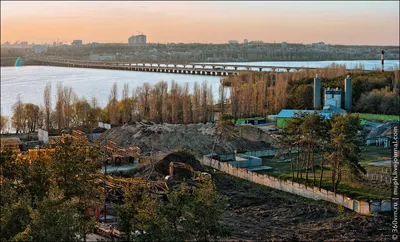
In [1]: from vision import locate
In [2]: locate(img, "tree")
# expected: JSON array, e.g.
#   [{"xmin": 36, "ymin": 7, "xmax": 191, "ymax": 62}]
[
  {"xmin": 11, "ymin": 94, "xmax": 25, "ymax": 133},
  {"xmin": 1, "ymin": 139, "xmax": 104, "ymax": 242},
  {"xmin": 108, "ymin": 83, "xmax": 119, "ymax": 125},
  {"xmin": 121, "ymin": 83, "xmax": 131, "ymax": 124},
  {"xmin": 24, "ymin": 103, "xmax": 41, "ymax": 132},
  {"xmin": 43, "ymin": 82, "xmax": 52, "ymax": 130},
  {"xmin": 184, "ymin": 180, "xmax": 229, "ymax": 241},
  {"xmin": 284, "ymin": 112, "xmax": 304, "ymax": 181},
  {"xmin": 116, "ymin": 180, "xmax": 229, "ymax": 242},
  {"xmin": 0, "ymin": 115, "xmax": 9, "ymax": 134},
  {"xmin": 55, "ymin": 83, "xmax": 65, "ymax": 129},
  {"xmin": 326, "ymin": 114, "xmax": 366, "ymax": 193}
]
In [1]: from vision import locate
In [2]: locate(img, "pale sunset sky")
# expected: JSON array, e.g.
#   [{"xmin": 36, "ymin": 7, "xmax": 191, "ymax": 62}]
[{"xmin": 1, "ymin": 1, "xmax": 399, "ymax": 45}]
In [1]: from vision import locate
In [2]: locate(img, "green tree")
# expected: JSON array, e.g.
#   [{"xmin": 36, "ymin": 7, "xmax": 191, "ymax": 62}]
[
  {"xmin": 184, "ymin": 180, "xmax": 229, "ymax": 242},
  {"xmin": 327, "ymin": 114, "xmax": 366, "ymax": 193},
  {"xmin": 0, "ymin": 139, "xmax": 103, "ymax": 242}
]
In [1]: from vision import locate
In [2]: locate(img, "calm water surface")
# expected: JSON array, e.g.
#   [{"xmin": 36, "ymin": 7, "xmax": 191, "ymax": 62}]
[
  {"xmin": 1, "ymin": 66, "xmax": 220, "ymax": 117},
  {"xmin": 1, "ymin": 60, "xmax": 399, "ymax": 117}
]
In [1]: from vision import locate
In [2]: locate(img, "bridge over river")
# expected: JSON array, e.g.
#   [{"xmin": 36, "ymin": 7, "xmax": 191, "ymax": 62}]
[{"xmin": 27, "ymin": 56, "xmax": 355, "ymax": 76}]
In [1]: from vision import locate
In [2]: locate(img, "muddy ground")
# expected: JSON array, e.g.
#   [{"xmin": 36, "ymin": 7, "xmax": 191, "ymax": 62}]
[{"xmin": 212, "ymin": 171, "xmax": 391, "ymax": 241}]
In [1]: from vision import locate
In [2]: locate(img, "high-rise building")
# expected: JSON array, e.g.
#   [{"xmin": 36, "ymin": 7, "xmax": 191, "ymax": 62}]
[
  {"xmin": 243, "ymin": 39, "xmax": 248, "ymax": 44},
  {"xmin": 71, "ymin": 40, "xmax": 83, "ymax": 47},
  {"xmin": 128, "ymin": 35, "xmax": 147, "ymax": 45}
]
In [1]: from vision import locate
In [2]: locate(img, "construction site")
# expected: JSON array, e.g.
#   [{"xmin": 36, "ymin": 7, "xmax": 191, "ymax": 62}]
[{"xmin": 0, "ymin": 118, "xmax": 393, "ymax": 241}]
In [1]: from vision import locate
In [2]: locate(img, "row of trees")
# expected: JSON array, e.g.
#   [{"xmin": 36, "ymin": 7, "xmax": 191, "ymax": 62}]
[
  {"xmin": 2, "ymin": 80, "xmax": 215, "ymax": 133},
  {"xmin": 224, "ymin": 64, "xmax": 350, "ymax": 118},
  {"xmin": 279, "ymin": 112, "xmax": 365, "ymax": 193},
  {"xmin": 106, "ymin": 80, "xmax": 214, "ymax": 125}
]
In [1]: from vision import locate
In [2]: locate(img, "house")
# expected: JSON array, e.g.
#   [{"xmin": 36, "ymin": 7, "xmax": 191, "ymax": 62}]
[{"xmin": 366, "ymin": 121, "xmax": 397, "ymax": 148}]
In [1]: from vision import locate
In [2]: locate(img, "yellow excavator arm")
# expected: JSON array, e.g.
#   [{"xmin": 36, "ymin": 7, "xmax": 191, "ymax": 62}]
[{"xmin": 168, "ymin": 162, "xmax": 211, "ymax": 181}]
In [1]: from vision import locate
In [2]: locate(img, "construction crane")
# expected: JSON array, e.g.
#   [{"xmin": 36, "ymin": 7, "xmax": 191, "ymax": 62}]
[
  {"xmin": 136, "ymin": 30, "xmax": 144, "ymax": 35},
  {"xmin": 168, "ymin": 162, "xmax": 211, "ymax": 182}
]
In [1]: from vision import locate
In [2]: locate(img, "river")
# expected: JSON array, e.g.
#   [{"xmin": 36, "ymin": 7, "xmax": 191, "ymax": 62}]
[{"xmin": 1, "ymin": 60, "xmax": 399, "ymax": 118}]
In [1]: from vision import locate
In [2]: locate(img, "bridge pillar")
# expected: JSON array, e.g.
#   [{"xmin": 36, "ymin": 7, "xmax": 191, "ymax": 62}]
[
  {"xmin": 234, "ymin": 67, "xmax": 237, "ymax": 70},
  {"xmin": 259, "ymin": 68, "xmax": 262, "ymax": 72},
  {"xmin": 286, "ymin": 68, "xmax": 291, "ymax": 72}
]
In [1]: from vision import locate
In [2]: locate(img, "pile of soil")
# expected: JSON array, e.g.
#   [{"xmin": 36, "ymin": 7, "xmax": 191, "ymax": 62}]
[
  {"xmin": 213, "ymin": 172, "xmax": 391, "ymax": 241},
  {"xmin": 98, "ymin": 122, "xmax": 273, "ymax": 158},
  {"xmin": 133, "ymin": 150, "xmax": 203, "ymax": 181}
]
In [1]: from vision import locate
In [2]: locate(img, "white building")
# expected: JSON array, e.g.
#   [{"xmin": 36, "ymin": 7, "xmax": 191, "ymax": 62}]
[
  {"xmin": 282, "ymin": 42, "xmax": 287, "ymax": 48},
  {"xmin": 243, "ymin": 39, "xmax": 248, "ymax": 44}
]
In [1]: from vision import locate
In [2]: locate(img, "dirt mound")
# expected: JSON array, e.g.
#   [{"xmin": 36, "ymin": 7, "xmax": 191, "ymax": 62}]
[
  {"xmin": 154, "ymin": 150, "xmax": 202, "ymax": 177},
  {"xmin": 133, "ymin": 150, "xmax": 203, "ymax": 181},
  {"xmin": 98, "ymin": 122, "xmax": 272, "ymax": 158}
]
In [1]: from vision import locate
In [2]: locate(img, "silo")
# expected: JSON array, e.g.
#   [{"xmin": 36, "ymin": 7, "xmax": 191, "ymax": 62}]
[
  {"xmin": 314, "ymin": 74, "xmax": 321, "ymax": 109},
  {"xmin": 344, "ymin": 75, "xmax": 352, "ymax": 111}
]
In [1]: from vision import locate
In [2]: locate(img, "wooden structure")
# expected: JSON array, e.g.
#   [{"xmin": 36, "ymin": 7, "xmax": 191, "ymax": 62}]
[
  {"xmin": 27, "ymin": 148, "xmax": 55, "ymax": 160},
  {"xmin": 62, "ymin": 130, "xmax": 88, "ymax": 144},
  {"xmin": 103, "ymin": 141, "xmax": 140, "ymax": 164},
  {"xmin": 0, "ymin": 138, "xmax": 21, "ymax": 152}
]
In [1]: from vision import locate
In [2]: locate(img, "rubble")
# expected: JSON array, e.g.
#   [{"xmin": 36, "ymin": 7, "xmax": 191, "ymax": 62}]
[{"xmin": 98, "ymin": 122, "xmax": 273, "ymax": 158}]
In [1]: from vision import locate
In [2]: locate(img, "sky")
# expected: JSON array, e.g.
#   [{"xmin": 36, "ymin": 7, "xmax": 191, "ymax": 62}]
[{"xmin": 1, "ymin": 1, "xmax": 399, "ymax": 46}]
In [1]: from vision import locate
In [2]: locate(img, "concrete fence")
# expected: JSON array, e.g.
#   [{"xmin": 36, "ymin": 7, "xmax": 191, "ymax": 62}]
[
  {"xmin": 201, "ymin": 157, "xmax": 391, "ymax": 215},
  {"xmin": 245, "ymin": 149, "xmax": 278, "ymax": 157}
]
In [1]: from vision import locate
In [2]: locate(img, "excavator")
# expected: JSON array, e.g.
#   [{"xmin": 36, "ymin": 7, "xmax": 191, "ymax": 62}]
[
  {"xmin": 168, "ymin": 162, "xmax": 212, "ymax": 182},
  {"xmin": 93, "ymin": 174, "xmax": 169, "ymax": 203}
]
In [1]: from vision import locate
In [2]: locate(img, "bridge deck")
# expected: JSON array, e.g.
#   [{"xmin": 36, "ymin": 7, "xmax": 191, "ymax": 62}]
[{"xmin": 27, "ymin": 56, "xmax": 365, "ymax": 76}]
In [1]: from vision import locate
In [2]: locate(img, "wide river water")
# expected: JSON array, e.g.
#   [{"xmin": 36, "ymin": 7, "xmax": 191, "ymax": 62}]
[{"xmin": 1, "ymin": 60, "xmax": 399, "ymax": 118}]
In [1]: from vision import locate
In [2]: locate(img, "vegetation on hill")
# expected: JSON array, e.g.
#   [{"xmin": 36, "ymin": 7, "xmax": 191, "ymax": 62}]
[{"xmin": 41, "ymin": 43, "xmax": 400, "ymax": 63}]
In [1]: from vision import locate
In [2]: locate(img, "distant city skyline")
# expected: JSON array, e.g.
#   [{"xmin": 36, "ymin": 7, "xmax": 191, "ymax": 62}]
[{"xmin": 1, "ymin": 1, "xmax": 399, "ymax": 46}]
